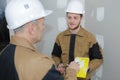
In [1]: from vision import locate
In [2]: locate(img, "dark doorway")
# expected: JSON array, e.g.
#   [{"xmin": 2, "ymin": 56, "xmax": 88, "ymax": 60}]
[
  {"xmin": 0, "ymin": 14, "xmax": 10, "ymax": 51},
  {"xmin": 0, "ymin": 0, "xmax": 9, "ymax": 52}
]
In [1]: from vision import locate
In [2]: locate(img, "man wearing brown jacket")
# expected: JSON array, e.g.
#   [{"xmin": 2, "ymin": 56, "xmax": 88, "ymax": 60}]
[
  {"xmin": 52, "ymin": 0, "xmax": 103, "ymax": 80},
  {"xmin": 0, "ymin": 0, "xmax": 79, "ymax": 80}
]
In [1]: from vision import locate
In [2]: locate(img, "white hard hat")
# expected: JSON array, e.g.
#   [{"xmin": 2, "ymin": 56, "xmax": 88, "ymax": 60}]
[
  {"xmin": 65, "ymin": 0, "xmax": 85, "ymax": 14},
  {"xmin": 5, "ymin": 0, "xmax": 53, "ymax": 29}
]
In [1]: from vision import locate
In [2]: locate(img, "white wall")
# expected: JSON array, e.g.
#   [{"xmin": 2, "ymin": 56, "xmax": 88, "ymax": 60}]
[{"xmin": 85, "ymin": 0, "xmax": 120, "ymax": 80}]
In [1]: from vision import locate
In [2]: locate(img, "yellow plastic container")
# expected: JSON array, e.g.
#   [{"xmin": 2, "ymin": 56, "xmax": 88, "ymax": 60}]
[{"xmin": 74, "ymin": 57, "xmax": 89, "ymax": 78}]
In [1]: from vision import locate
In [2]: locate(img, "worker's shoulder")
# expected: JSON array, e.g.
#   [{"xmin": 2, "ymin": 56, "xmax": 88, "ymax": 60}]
[
  {"xmin": 81, "ymin": 28, "xmax": 95, "ymax": 39},
  {"xmin": 57, "ymin": 29, "xmax": 69, "ymax": 37},
  {"xmin": 16, "ymin": 45, "xmax": 54, "ymax": 65}
]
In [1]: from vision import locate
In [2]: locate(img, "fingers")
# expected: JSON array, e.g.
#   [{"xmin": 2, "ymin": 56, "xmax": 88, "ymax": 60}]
[
  {"xmin": 57, "ymin": 63, "xmax": 65, "ymax": 74},
  {"xmin": 57, "ymin": 63, "xmax": 64, "ymax": 68},
  {"xmin": 68, "ymin": 61, "xmax": 80, "ymax": 72}
]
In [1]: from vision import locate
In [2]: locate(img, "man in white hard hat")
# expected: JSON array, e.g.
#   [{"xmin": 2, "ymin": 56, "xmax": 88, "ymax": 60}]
[
  {"xmin": 0, "ymin": 0, "xmax": 80, "ymax": 80},
  {"xmin": 52, "ymin": 0, "xmax": 103, "ymax": 80}
]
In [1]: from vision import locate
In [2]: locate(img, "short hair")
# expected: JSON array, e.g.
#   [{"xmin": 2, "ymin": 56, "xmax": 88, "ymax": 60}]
[
  {"xmin": 13, "ymin": 25, "xmax": 25, "ymax": 33},
  {"xmin": 66, "ymin": 12, "xmax": 83, "ymax": 17},
  {"xmin": 13, "ymin": 20, "xmax": 38, "ymax": 33}
]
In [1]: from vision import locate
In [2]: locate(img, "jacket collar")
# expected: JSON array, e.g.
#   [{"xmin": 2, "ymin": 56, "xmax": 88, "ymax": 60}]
[
  {"xmin": 10, "ymin": 36, "xmax": 36, "ymax": 51},
  {"xmin": 64, "ymin": 26, "xmax": 86, "ymax": 37}
]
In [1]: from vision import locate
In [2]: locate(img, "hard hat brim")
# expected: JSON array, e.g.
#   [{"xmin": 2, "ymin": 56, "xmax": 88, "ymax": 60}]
[
  {"xmin": 7, "ymin": 10, "xmax": 53, "ymax": 29},
  {"xmin": 44, "ymin": 10, "xmax": 53, "ymax": 17}
]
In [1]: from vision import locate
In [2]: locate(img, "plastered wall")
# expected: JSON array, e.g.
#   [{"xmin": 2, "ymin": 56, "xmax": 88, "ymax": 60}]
[{"xmin": 85, "ymin": 0, "xmax": 120, "ymax": 80}]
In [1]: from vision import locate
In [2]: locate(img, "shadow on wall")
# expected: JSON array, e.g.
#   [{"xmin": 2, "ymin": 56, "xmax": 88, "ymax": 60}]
[
  {"xmin": 0, "ymin": 0, "xmax": 10, "ymax": 52},
  {"xmin": 0, "ymin": 16, "xmax": 10, "ymax": 52}
]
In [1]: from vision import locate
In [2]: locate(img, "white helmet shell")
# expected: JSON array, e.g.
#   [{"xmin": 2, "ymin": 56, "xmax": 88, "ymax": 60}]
[
  {"xmin": 65, "ymin": 0, "xmax": 85, "ymax": 14},
  {"xmin": 5, "ymin": 0, "xmax": 52, "ymax": 29}
]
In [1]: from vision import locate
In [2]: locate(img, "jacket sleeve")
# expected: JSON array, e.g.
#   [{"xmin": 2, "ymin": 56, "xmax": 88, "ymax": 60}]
[
  {"xmin": 87, "ymin": 34, "xmax": 104, "ymax": 79},
  {"xmin": 65, "ymin": 68, "xmax": 77, "ymax": 80},
  {"xmin": 89, "ymin": 42, "xmax": 103, "ymax": 71},
  {"xmin": 43, "ymin": 63, "xmax": 77, "ymax": 80},
  {"xmin": 42, "ymin": 65, "xmax": 64, "ymax": 80},
  {"xmin": 52, "ymin": 36, "xmax": 62, "ymax": 66}
]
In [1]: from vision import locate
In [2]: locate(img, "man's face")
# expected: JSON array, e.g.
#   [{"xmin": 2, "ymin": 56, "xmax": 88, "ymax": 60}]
[{"xmin": 67, "ymin": 13, "xmax": 82, "ymax": 30}]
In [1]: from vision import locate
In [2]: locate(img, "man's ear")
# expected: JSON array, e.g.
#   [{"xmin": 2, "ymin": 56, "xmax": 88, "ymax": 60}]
[{"xmin": 27, "ymin": 22, "xmax": 35, "ymax": 35}]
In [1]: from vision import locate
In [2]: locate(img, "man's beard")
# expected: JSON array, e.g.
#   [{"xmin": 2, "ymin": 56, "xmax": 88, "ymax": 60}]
[{"xmin": 68, "ymin": 24, "xmax": 80, "ymax": 30}]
